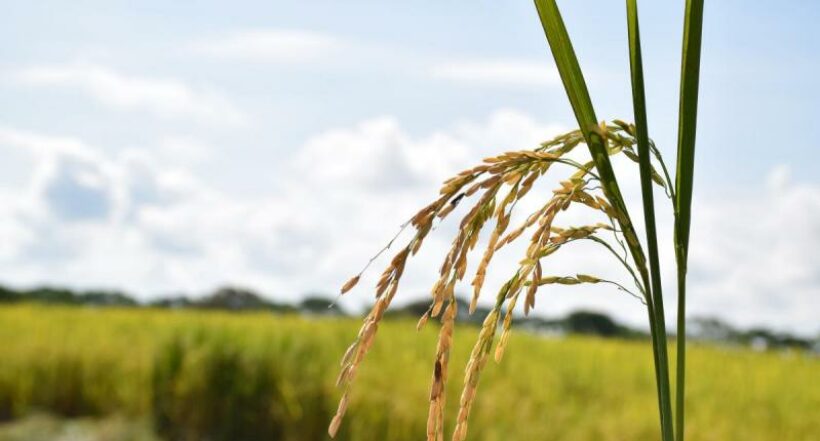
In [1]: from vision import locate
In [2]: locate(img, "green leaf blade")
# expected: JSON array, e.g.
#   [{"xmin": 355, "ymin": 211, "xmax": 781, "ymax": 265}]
[
  {"xmin": 674, "ymin": 1, "xmax": 705, "ymax": 440},
  {"xmin": 675, "ymin": 0, "xmax": 705, "ymax": 257},
  {"xmin": 533, "ymin": 0, "xmax": 597, "ymax": 131},
  {"xmin": 626, "ymin": 2, "xmax": 675, "ymax": 440},
  {"xmin": 532, "ymin": 0, "xmax": 646, "ymax": 275}
]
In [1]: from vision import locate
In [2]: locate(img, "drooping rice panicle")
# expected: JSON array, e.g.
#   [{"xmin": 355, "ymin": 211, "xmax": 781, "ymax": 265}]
[
  {"xmin": 427, "ymin": 299, "xmax": 456, "ymax": 441},
  {"xmin": 451, "ymin": 275, "xmax": 513, "ymax": 441},
  {"xmin": 330, "ymin": 122, "xmax": 669, "ymax": 439}
]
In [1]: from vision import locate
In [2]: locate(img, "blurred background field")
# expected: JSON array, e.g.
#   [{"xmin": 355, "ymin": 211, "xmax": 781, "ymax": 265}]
[{"xmin": 0, "ymin": 304, "xmax": 816, "ymax": 441}]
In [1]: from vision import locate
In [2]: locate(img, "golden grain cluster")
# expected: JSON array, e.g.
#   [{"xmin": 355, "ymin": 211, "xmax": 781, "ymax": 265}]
[{"xmin": 330, "ymin": 122, "xmax": 674, "ymax": 440}]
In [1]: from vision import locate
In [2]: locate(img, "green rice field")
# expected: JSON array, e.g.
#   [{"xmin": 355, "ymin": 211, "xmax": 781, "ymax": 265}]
[{"xmin": 0, "ymin": 305, "xmax": 816, "ymax": 440}]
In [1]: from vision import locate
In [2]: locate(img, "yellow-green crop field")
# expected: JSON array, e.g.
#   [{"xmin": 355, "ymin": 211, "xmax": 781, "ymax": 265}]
[{"xmin": 0, "ymin": 304, "xmax": 817, "ymax": 441}]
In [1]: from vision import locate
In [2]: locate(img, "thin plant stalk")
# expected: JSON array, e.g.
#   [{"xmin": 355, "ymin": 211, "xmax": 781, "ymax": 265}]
[
  {"xmin": 674, "ymin": 0, "xmax": 705, "ymax": 440},
  {"xmin": 625, "ymin": 1, "xmax": 675, "ymax": 440}
]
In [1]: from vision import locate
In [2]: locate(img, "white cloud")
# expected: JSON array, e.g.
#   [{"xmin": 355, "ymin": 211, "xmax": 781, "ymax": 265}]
[
  {"xmin": 0, "ymin": 111, "xmax": 564, "ymax": 301},
  {"xmin": 190, "ymin": 29, "xmax": 345, "ymax": 64},
  {"xmin": 15, "ymin": 64, "xmax": 247, "ymax": 125},
  {"xmin": 295, "ymin": 109, "xmax": 564, "ymax": 189},
  {"xmin": 686, "ymin": 166, "xmax": 820, "ymax": 334},
  {"xmin": 0, "ymin": 127, "xmax": 229, "ymax": 291},
  {"xmin": 154, "ymin": 136, "xmax": 213, "ymax": 165},
  {"xmin": 0, "ymin": 126, "xmax": 120, "ymax": 220},
  {"xmin": 430, "ymin": 59, "xmax": 560, "ymax": 87},
  {"xmin": 0, "ymin": 112, "xmax": 818, "ymax": 335}
]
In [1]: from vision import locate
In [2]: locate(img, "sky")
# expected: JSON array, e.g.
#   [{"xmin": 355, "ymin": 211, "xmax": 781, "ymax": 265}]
[{"xmin": 1, "ymin": 1, "xmax": 818, "ymax": 335}]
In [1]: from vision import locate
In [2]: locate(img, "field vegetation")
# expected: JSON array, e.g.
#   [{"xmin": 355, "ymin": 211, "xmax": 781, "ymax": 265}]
[{"xmin": 0, "ymin": 305, "xmax": 816, "ymax": 441}]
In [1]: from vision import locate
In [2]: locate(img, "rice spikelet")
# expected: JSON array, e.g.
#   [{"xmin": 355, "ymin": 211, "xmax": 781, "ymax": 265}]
[{"xmin": 329, "ymin": 123, "xmax": 659, "ymax": 439}]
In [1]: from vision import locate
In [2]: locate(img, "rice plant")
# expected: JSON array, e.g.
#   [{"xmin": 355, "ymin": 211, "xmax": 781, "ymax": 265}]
[
  {"xmin": 3, "ymin": 305, "xmax": 817, "ymax": 441},
  {"xmin": 330, "ymin": 1, "xmax": 704, "ymax": 440}
]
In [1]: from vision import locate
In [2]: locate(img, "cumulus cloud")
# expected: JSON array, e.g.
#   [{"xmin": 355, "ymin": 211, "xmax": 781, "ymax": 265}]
[
  {"xmin": 40, "ymin": 156, "xmax": 114, "ymax": 221},
  {"xmin": 289, "ymin": 109, "xmax": 565, "ymax": 272},
  {"xmin": 430, "ymin": 59, "xmax": 560, "ymax": 87},
  {"xmin": 686, "ymin": 166, "xmax": 820, "ymax": 333},
  {"xmin": 0, "ymin": 111, "xmax": 817, "ymax": 335},
  {"xmin": 190, "ymin": 29, "xmax": 345, "ymax": 64},
  {"xmin": 0, "ymin": 127, "xmax": 120, "ymax": 220},
  {"xmin": 0, "ymin": 126, "xmax": 231, "ymax": 292},
  {"xmin": 14, "ymin": 64, "xmax": 247, "ymax": 125}
]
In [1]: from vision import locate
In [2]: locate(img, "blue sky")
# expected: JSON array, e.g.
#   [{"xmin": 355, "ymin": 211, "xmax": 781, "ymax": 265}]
[{"xmin": 1, "ymin": 1, "xmax": 818, "ymax": 334}]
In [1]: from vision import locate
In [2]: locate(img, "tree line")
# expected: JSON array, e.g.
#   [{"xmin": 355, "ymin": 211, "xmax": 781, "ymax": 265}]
[{"xmin": 0, "ymin": 284, "xmax": 816, "ymax": 352}]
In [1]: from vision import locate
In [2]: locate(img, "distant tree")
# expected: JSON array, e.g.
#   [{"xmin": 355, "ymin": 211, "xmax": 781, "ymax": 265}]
[
  {"xmin": 386, "ymin": 297, "xmax": 491, "ymax": 325},
  {"xmin": 0, "ymin": 286, "xmax": 19, "ymax": 302},
  {"xmin": 197, "ymin": 286, "xmax": 269, "ymax": 310},
  {"xmin": 300, "ymin": 296, "xmax": 345, "ymax": 316},
  {"xmin": 517, "ymin": 316, "xmax": 566, "ymax": 336},
  {"xmin": 80, "ymin": 290, "xmax": 138, "ymax": 306},
  {"xmin": 24, "ymin": 287, "xmax": 78, "ymax": 304},
  {"xmin": 388, "ymin": 299, "xmax": 432, "ymax": 318},
  {"xmin": 564, "ymin": 311, "xmax": 621, "ymax": 337},
  {"xmin": 149, "ymin": 295, "xmax": 194, "ymax": 309},
  {"xmin": 739, "ymin": 328, "xmax": 811, "ymax": 351},
  {"xmin": 687, "ymin": 316, "xmax": 738, "ymax": 342},
  {"xmin": 778, "ymin": 335, "xmax": 811, "ymax": 351},
  {"xmin": 195, "ymin": 286, "xmax": 294, "ymax": 312}
]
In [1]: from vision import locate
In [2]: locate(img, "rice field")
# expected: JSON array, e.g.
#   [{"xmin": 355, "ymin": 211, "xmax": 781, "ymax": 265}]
[{"xmin": 0, "ymin": 304, "xmax": 817, "ymax": 440}]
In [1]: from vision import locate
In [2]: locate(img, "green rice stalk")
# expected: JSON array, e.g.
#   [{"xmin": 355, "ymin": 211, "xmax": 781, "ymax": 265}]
[
  {"xmin": 626, "ymin": 2, "xmax": 675, "ymax": 440},
  {"xmin": 674, "ymin": 1, "xmax": 705, "ymax": 440}
]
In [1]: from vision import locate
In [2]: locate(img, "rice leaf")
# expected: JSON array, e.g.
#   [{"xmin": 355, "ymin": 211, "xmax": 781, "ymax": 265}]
[
  {"xmin": 532, "ymin": 0, "xmax": 649, "ymax": 280},
  {"xmin": 626, "ymin": 2, "xmax": 674, "ymax": 440},
  {"xmin": 674, "ymin": 0, "xmax": 705, "ymax": 439}
]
